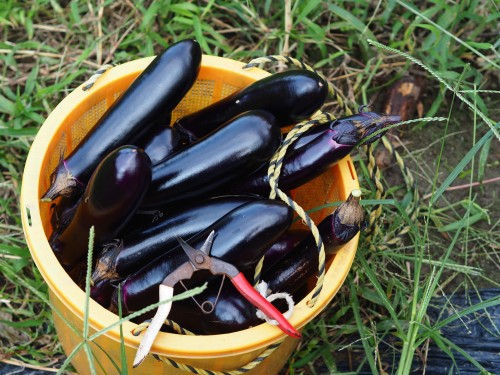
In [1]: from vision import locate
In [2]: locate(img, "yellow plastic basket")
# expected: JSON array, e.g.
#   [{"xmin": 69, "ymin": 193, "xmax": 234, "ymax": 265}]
[{"xmin": 20, "ymin": 55, "xmax": 360, "ymax": 374}]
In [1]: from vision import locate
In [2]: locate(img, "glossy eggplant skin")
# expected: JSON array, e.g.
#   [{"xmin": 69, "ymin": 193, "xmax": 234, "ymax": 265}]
[
  {"xmin": 235, "ymin": 121, "xmax": 359, "ymax": 195},
  {"xmin": 174, "ymin": 70, "xmax": 328, "ymax": 142},
  {"xmin": 42, "ymin": 39, "xmax": 202, "ymax": 201},
  {"xmin": 48, "ymin": 195, "xmax": 81, "ymax": 244},
  {"xmin": 261, "ymin": 229, "xmax": 309, "ymax": 273},
  {"xmin": 113, "ymin": 200, "xmax": 293, "ymax": 315},
  {"xmin": 287, "ymin": 110, "xmax": 400, "ymax": 151},
  {"xmin": 134, "ymin": 114, "xmax": 181, "ymax": 165},
  {"xmin": 264, "ymin": 210, "xmax": 359, "ymax": 295},
  {"xmin": 141, "ymin": 110, "xmax": 281, "ymax": 208},
  {"xmin": 167, "ymin": 276, "xmax": 260, "ymax": 334},
  {"xmin": 50, "ymin": 146, "xmax": 152, "ymax": 268},
  {"xmin": 165, "ymin": 209, "xmax": 362, "ymax": 335},
  {"xmin": 92, "ymin": 195, "xmax": 261, "ymax": 283}
]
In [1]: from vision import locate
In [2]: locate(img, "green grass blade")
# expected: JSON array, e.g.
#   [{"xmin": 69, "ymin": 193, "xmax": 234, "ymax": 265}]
[
  {"xmin": 83, "ymin": 226, "xmax": 96, "ymax": 374},
  {"xmin": 358, "ymin": 257, "xmax": 403, "ymax": 334},
  {"xmin": 395, "ymin": 0, "xmax": 500, "ymax": 70},
  {"xmin": 348, "ymin": 275, "xmax": 379, "ymax": 374},
  {"xmin": 117, "ymin": 285, "xmax": 128, "ymax": 375},
  {"xmin": 430, "ymin": 122, "xmax": 500, "ymax": 205},
  {"xmin": 327, "ymin": 4, "xmax": 376, "ymax": 41},
  {"xmin": 425, "ymin": 295, "xmax": 500, "ymax": 336}
]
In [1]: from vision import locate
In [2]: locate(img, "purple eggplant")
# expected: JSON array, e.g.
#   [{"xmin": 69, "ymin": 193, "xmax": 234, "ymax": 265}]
[
  {"xmin": 174, "ymin": 70, "xmax": 329, "ymax": 142},
  {"xmin": 134, "ymin": 114, "xmax": 185, "ymax": 165},
  {"xmin": 261, "ymin": 229, "xmax": 309, "ymax": 273},
  {"xmin": 110, "ymin": 199, "xmax": 293, "ymax": 315},
  {"xmin": 166, "ymin": 276, "xmax": 260, "ymax": 334},
  {"xmin": 42, "ymin": 39, "xmax": 202, "ymax": 202},
  {"xmin": 50, "ymin": 146, "xmax": 152, "ymax": 268},
  {"xmin": 285, "ymin": 107, "xmax": 391, "ymax": 151},
  {"xmin": 161, "ymin": 190, "xmax": 366, "ymax": 334},
  {"xmin": 141, "ymin": 110, "xmax": 281, "ymax": 208},
  {"xmin": 265, "ymin": 190, "xmax": 366, "ymax": 295},
  {"xmin": 48, "ymin": 195, "xmax": 81, "ymax": 244},
  {"xmin": 234, "ymin": 111, "xmax": 401, "ymax": 195},
  {"xmin": 91, "ymin": 195, "xmax": 262, "ymax": 285}
]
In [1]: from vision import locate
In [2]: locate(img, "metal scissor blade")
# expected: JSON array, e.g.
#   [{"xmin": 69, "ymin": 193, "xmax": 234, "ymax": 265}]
[
  {"xmin": 199, "ymin": 230, "xmax": 215, "ymax": 254},
  {"xmin": 176, "ymin": 230, "xmax": 215, "ymax": 264}
]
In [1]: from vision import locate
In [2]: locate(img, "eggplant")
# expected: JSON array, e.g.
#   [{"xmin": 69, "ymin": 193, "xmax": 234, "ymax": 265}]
[
  {"xmin": 111, "ymin": 199, "xmax": 293, "ymax": 315},
  {"xmin": 141, "ymin": 110, "xmax": 281, "ymax": 208},
  {"xmin": 166, "ymin": 275, "xmax": 311, "ymax": 335},
  {"xmin": 157, "ymin": 191, "xmax": 365, "ymax": 334},
  {"xmin": 265, "ymin": 190, "xmax": 366, "ymax": 295},
  {"xmin": 174, "ymin": 70, "xmax": 329, "ymax": 142},
  {"xmin": 48, "ymin": 195, "xmax": 81, "ymax": 244},
  {"xmin": 134, "ymin": 114, "xmax": 184, "ymax": 165},
  {"xmin": 42, "ymin": 39, "xmax": 202, "ymax": 202},
  {"xmin": 234, "ymin": 111, "xmax": 401, "ymax": 195},
  {"xmin": 289, "ymin": 108, "xmax": 401, "ymax": 151},
  {"xmin": 261, "ymin": 229, "xmax": 309, "ymax": 273},
  {"xmin": 90, "ymin": 278, "xmax": 116, "ymax": 309},
  {"xmin": 91, "ymin": 195, "xmax": 261, "ymax": 285},
  {"xmin": 167, "ymin": 276, "xmax": 260, "ymax": 334},
  {"xmin": 50, "ymin": 146, "xmax": 152, "ymax": 268}
]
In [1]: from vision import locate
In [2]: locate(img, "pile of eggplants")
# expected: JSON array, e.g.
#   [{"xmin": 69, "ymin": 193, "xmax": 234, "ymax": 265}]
[{"xmin": 43, "ymin": 38, "xmax": 398, "ymax": 335}]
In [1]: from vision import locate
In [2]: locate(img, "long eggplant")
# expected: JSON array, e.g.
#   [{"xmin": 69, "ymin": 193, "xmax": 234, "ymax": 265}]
[
  {"xmin": 285, "ymin": 107, "xmax": 394, "ymax": 151},
  {"xmin": 91, "ymin": 195, "xmax": 261, "ymax": 285},
  {"xmin": 234, "ymin": 111, "xmax": 401, "ymax": 194},
  {"xmin": 141, "ymin": 110, "xmax": 281, "ymax": 208},
  {"xmin": 111, "ymin": 199, "xmax": 293, "ymax": 315},
  {"xmin": 173, "ymin": 70, "xmax": 329, "ymax": 142},
  {"xmin": 265, "ymin": 190, "xmax": 366, "ymax": 295},
  {"xmin": 50, "ymin": 146, "xmax": 152, "ymax": 268},
  {"xmin": 42, "ymin": 39, "xmax": 202, "ymax": 202},
  {"xmin": 153, "ymin": 190, "xmax": 365, "ymax": 334}
]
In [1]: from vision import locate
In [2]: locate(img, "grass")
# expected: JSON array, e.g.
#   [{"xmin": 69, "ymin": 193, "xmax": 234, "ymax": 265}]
[{"xmin": 1, "ymin": 0, "xmax": 499, "ymax": 374}]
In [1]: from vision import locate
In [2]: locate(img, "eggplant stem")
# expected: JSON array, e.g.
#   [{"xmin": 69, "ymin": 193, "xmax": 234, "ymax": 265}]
[
  {"xmin": 337, "ymin": 189, "xmax": 364, "ymax": 227},
  {"xmin": 41, "ymin": 158, "xmax": 85, "ymax": 202},
  {"xmin": 91, "ymin": 240, "xmax": 121, "ymax": 284}
]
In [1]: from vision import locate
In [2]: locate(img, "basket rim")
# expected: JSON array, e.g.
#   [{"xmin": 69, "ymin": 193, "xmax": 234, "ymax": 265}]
[{"xmin": 20, "ymin": 54, "xmax": 360, "ymax": 359}]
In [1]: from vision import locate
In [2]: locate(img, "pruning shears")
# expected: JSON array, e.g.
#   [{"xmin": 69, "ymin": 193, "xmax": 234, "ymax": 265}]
[{"xmin": 133, "ymin": 231, "xmax": 301, "ymax": 367}]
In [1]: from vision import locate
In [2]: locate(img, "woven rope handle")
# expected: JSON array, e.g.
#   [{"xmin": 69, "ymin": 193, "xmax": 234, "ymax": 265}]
[
  {"xmin": 132, "ymin": 319, "xmax": 282, "ymax": 374},
  {"xmin": 82, "ymin": 64, "xmax": 115, "ymax": 91},
  {"xmin": 243, "ymin": 55, "xmax": 344, "ymax": 308}
]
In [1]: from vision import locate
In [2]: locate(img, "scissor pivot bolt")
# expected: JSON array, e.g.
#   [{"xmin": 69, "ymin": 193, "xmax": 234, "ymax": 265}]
[{"xmin": 195, "ymin": 255, "xmax": 204, "ymax": 264}]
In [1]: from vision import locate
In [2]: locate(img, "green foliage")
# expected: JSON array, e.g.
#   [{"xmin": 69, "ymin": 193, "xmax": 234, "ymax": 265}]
[{"xmin": 0, "ymin": 0, "xmax": 498, "ymax": 373}]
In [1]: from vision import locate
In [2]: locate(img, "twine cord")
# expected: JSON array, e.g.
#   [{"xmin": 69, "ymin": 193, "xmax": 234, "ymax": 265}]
[
  {"xmin": 82, "ymin": 64, "xmax": 115, "ymax": 91},
  {"xmin": 251, "ymin": 110, "xmax": 335, "ymax": 308},
  {"xmin": 131, "ymin": 317, "xmax": 282, "ymax": 374},
  {"xmin": 255, "ymin": 281, "xmax": 295, "ymax": 325}
]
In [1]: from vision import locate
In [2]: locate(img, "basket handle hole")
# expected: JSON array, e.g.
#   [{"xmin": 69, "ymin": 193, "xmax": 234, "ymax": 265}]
[
  {"xmin": 347, "ymin": 160, "xmax": 356, "ymax": 181},
  {"xmin": 25, "ymin": 206, "xmax": 33, "ymax": 227}
]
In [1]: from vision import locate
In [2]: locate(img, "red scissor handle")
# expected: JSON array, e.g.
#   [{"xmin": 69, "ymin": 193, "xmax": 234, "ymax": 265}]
[{"xmin": 230, "ymin": 273, "xmax": 301, "ymax": 338}]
